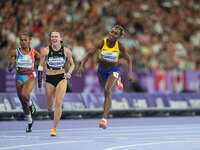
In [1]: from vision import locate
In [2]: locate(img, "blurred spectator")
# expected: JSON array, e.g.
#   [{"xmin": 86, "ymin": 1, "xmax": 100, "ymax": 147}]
[{"xmin": 0, "ymin": 0, "xmax": 200, "ymax": 73}]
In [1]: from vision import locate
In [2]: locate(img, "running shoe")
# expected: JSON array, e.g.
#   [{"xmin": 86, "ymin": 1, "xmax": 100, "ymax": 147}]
[
  {"xmin": 99, "ymin": 119, "xmax": 108, "ymax": 129},
  {"xmin": 50, "ymin": 129, "xmax": 56, "ymax": 136},
  {"xmin": 26, "ymin": 120, "xmax": 34, "ymax": 132},
  {"xmin": 116, "ymin": 76, "xmax": 123, "ymax": 90}
]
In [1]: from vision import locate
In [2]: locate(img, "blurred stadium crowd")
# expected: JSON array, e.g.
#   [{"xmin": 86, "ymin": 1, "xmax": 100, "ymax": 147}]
[{"xmin": 0, "ymin": 0, "xmax": 200, "ymax": 71}]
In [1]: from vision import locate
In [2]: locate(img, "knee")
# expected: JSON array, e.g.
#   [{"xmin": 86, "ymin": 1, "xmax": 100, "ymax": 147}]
[
  {"xmin": 55, "ymin": 100, "xmax": 63, "ymax": 109},
  {"xmin": 104, "ymin": 87, "xmax": 111, "ymax": 96},
  {"xmin": 46, "ymin": 103, "xmax": 54, "ymax": 111}
]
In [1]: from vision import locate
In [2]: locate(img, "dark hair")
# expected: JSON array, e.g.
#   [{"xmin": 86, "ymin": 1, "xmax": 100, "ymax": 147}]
[
  {"xmin": 112, "ymin": 25, "xmax": 124, "ymax": 36},
  {"xmin": 20, "ymin": 32, "xmax": 31, "ymax": 40}
]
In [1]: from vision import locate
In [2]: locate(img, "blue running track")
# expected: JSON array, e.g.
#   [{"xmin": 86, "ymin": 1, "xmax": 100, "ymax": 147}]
[{"xmin": 0, "ymin": 117, "xmax": 200, "ymax": 150}]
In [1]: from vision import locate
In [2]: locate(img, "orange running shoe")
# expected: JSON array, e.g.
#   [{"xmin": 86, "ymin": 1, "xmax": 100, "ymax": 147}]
[
  {"xmin": 116, "ymin": 76, "xmax": 123, "ymax": 90},
  {"xmin": 99, "ymin": 119, "xmax": 108, "ymax": 129},
  {"xmin": 50, "ymin": 129, "xmax": 56, "ymax": 136}
]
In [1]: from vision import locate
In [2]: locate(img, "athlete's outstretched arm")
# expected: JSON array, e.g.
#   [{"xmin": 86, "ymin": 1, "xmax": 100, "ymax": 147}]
[
  {"xmin": 64, "ymin": 47, "xmax": 75, "ymax": 79},
  {"xmin": 76, "ymin": 40, "xmax": 104, "ymax": 77},
  {"xmin": 8, "ymin": 49, "xmax": 16, "ymax": 72},
  {"xmin": 119, "ymin": 42, "xmax": 134, "ymax": 82}
]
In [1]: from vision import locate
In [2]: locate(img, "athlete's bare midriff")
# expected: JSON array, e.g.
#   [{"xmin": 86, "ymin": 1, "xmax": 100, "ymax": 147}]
[
  {"xmin": 16, "ymin": 70, "xmax": 33, "ymax": 75},
  {"xmin": 98, "ymin": 60, "xmax": 117, "ymax": 71},
  {"xmin": 46, "ymin": 68, "xmax": 65, "ymax": 75}
]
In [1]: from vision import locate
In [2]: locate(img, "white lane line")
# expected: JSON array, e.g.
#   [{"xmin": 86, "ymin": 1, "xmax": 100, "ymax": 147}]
[
  {"xmin": 104, "ymin": 140, "xmax": 200, "ymax": 150},
  {"xmin": 0, "ymin": 140, "xmax": 92, "ymax": 150}
]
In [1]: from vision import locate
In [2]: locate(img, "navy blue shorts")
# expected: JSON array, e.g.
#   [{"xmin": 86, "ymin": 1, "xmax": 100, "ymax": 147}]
[{"xmin": 97, "ymin": 66, "xmax": 120, "ymax": 79}]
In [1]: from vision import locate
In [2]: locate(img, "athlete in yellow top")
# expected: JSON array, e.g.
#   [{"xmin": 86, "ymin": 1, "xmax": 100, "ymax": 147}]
[{"xmin": 76, "ymin": 25, "xmax": 134, "ymax": 129}]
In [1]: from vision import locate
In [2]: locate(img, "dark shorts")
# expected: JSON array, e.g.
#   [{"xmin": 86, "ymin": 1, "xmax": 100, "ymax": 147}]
[
  {"xmin": 46, "ymin": 73, "xmax": 66, "ymax": 87},
  {"xmin": 97, "ymin": 66, "xmax": 120, "ymax": 79}
]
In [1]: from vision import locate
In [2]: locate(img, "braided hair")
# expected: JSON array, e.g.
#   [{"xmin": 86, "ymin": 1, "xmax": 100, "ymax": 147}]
[{"xmin": 112, "ymin": 25, "xmax": 124, "ymax": 36}]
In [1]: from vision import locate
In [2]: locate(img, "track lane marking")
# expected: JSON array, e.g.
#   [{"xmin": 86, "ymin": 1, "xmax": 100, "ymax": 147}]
[
  {"xmin": 104, "ymin": 140, "xmax": 200, "ymax": 150},
  {"xmin": 0, "ymin": 140, "xmax": 92, "ymax": 150}
]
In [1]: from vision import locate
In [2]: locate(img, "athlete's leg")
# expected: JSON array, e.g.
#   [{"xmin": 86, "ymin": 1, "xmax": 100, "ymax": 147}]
[
  {"xmin": 16, "ymin": 81, "xmax": 29, "ymax": 115},
  {"xmin": 21, "ymin": 77, "xmax": 36, "ymax": 114},
  {"xmin": 21, "ymin": 77, "xmax": 35, "ymax": 102},
  {"xmin": 45, "ymin": 82, "xmax": 56, "ymax": 111},
  {"xmin": 97, "ymin": 72, "xmax": 106, "ymax": 87},
  {"xmin": 16, "ymin": 78, "xmax": 35, "ymax": 132},
  {"xmin": 103, "ymin": 71, "xmax": 119, "ymax": 119},
  {"xmin": 53, "ymin": 79, "xmax": 67, "ymax": 129},
  {"xmin": 46, "ymin": 82, "xmax": 57, "ymax": 136},
  {"xmin": 98, "ymin": 71, "xmax": 120, "ymax": 129}
]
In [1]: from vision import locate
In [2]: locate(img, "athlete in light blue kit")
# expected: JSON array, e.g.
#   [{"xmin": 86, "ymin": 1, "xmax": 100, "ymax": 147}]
[{"xmin": 8, "ymin": 32, "xmax": 40, "ymax": 132}]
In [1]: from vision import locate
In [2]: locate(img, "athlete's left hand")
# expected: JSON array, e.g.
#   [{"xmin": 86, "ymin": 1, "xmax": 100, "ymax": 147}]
[
  {"xmin": 65, "ymin": 72, "xmax": 71, "ymax": 79},
  {"xmin": 128, "ymin": 73, "xmax": 134, "ymax": 82}
]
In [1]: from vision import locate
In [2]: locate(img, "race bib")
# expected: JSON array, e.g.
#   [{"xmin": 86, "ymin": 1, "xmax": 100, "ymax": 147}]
[{"xmin": 113, "ymin": 72, "xmax": 119, "ymax": 79}]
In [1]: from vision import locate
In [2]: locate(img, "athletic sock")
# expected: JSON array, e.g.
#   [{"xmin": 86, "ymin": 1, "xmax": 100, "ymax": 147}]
[{"xmin": 102, "ymin": 118, "xmax": 107, "ymax": 122}]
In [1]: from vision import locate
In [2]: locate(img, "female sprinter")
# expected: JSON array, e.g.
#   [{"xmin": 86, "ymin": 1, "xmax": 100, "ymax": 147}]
[
  {"xmin": 76, "ymin": 25, "xmax": 134, "ymax": 129},
  {"xmin": 8, "ymin": 32, "xmax": 40, "ymax": 132},
  {"xmin": 38, "ymin": 31, "xmax": 75, "ymax": 136}
]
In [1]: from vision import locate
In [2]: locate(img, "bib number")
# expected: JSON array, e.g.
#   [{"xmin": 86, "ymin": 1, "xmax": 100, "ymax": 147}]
[{"xmin": 113, "ymin": 72, "xmax": 119, "ymax": 79}]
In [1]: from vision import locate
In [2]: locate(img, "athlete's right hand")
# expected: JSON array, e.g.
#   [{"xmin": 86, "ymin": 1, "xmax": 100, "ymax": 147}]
[{"xmin": 76, "ymin": 66, "xmax": 84, "ymax": 77}]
